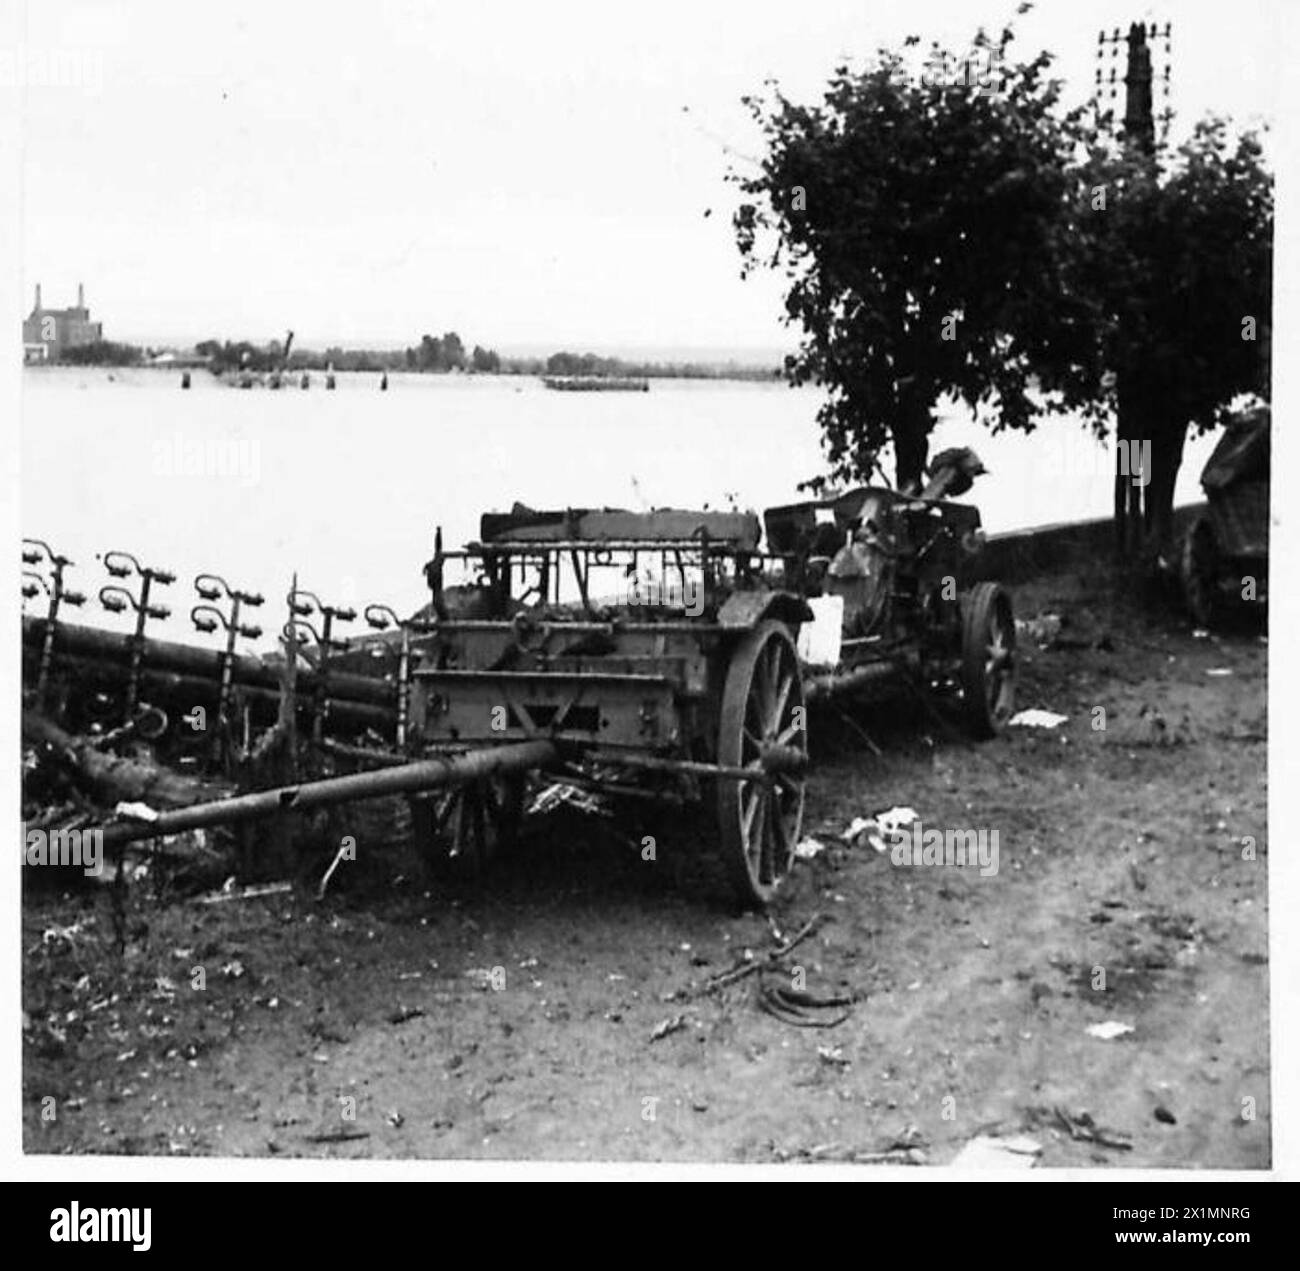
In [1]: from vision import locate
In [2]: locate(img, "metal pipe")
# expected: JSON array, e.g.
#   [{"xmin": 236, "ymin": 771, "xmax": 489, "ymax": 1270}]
[
  {"xmin": 581, "ymin": 747, "xmax": 806, "ymax": 783},
  {"xmin": 30, "ymin": 654, "xmax": 396, "ymax": 733},
  {"xmin": 100, "ymin": 739, "xmax": 558, "ymax": 847},
  {"xmin": 803, "ymin": 660, "xmax": 900, "ymax": 704},
  {"xmin": 466, "ymin": 539, "xmax": 743, "ymax": 552},
  {"xmin": 22, "ymin": 616, "xmax": 393, "ymax": 707}
]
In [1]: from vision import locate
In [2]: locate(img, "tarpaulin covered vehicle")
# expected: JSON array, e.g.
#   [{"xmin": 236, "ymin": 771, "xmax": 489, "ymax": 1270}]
[{"xmin": 1182, "ymin": 406, "xmax": 1270, "ymax": 626}]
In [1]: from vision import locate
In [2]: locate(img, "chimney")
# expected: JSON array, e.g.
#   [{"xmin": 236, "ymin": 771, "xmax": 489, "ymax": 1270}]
[
  {"xmin": 34, "ymin": 283, "xmax": 41, "ymax": 311},
  {"xmin": 77, "ymin": 282, "xmax": 85, "ymax": 310}
]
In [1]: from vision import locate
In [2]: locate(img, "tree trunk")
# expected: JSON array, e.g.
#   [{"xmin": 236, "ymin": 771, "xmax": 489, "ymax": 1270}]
[
  {"xmin": 1114, "ymin": 375, "xmax": 1146, "ymax": 560},
  {"xmin": 1143, "ymin": 412, "xmax": 1187, "ymax": 565},
  {"xmin": 892, "ymin": 394, "xmax": 931, "ymax": 492}
]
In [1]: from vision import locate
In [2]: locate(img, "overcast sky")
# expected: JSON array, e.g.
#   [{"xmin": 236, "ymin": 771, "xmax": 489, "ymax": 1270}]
[{"xmin": 15, "ymin": 0, "xmax": 1281, "ymax": 354}]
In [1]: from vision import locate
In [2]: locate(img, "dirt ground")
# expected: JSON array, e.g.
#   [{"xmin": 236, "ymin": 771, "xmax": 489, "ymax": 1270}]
[{"xmin": 22, "ymin": 566, "xmax": 1270, "ymax": 1167}]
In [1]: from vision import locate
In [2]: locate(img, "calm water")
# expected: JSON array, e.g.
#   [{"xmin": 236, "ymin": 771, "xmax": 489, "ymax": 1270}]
[{"xmin": 22, "ymin": 366, "xmax": 1216, "ymax": 649}]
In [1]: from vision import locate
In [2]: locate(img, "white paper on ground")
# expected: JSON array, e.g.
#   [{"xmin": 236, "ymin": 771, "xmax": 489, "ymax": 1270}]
[
  {"xmin": 950, "ymin": 1134, "xmax": 1042, "ymax": 1169},
  {"xmin": 1009, "ymin": 709, "xmax": 1069, "ymax": 728},
  {"xmin": 1086, "ymin": 1020, "xmax": 1135, "ymax": 1040}
]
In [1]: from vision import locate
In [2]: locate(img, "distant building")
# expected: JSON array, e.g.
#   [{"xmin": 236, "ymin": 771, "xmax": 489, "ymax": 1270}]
[{"xmin": 22, "ymin": 283, "xmax": 103, "ymax": 362}]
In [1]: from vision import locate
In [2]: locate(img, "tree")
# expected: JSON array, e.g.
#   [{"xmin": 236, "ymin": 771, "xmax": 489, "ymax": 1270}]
[
  {"xmin": 60, "ymin": 340, "xmax": 143, "ymax": 366},
  {"xmin": 1050, "ymin": 122, "xmax": 1272, "ymax": 558},
  {"xmin": 439, "ymin": 331, "xmax": 466, "ymax": 370},
  {"xmin": 416, "ymin": 334, "xmax": 442, "ymax": 371},
  {"xmin": 471, "ymin": 344, "xmax": 501, "ymax": 373},
  {"xmin": 732, "ymin": 19, "xmax": 1091, "ymax": 490}
]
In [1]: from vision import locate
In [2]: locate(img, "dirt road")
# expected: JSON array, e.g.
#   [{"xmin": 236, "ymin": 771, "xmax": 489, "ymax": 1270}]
[{"xmin": 23, "ymin": 570, "xmax": 1269, "ymax": 1166}]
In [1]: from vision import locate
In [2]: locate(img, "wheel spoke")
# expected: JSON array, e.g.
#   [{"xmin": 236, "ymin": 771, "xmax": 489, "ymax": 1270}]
[
  {"xmin": 769, "ymin": 790, "xmax": 791, "ymax": 872},
  {"xmin": 741, "ymin": 781, "xmax": 763, "ymax": 840},
  {"xmin": 753, "ymin": 794, "xmax": 771, "ymax": 880},
  {"xmin": 772, "ymin": 669, "xmax": 796, "ymax": 732},
  {"xmin": 775, "ymin": 719, "xmax": 804, "ymax": 747}
]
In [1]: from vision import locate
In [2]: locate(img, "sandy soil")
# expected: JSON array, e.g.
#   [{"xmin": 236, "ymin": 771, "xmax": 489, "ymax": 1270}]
[{"xmin": 23, "ymin": 568, "xmax": 1269, "ymax": 1166}]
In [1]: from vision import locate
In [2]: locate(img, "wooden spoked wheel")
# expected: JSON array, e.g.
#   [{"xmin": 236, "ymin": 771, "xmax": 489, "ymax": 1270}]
[
  {"xmin": 960, "ymin": 582, "xmax": 1016, "ymax": 738},
  {"xmin": 716, "ymin": 621, "xmax": 808, "ymax": 908},
  {"xmin": 409, "ymin": 771, "xmax": 527, "ymax": 872}
]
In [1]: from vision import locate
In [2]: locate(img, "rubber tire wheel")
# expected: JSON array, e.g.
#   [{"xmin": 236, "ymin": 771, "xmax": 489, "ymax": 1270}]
[
  {"xmin": 1182, "ymin": 517, "xmax": 1220, "ymax": 628},
  {"xmin": 716, "ymin": 620, "xmax": 808, "ymax": 908},
  {"xmin": 961, "ymin": 582, "xmax": 1016, "ymax": 739}
]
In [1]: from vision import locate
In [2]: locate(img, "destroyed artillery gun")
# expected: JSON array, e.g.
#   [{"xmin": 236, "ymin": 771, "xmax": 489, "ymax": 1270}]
[
  {"xmin": 24, "ymin": 451, "xmax": 1013, "ymax": 909},
  {"xmin": 764, "ymin": 447, "xmax": 1016, "ymax": 738}
]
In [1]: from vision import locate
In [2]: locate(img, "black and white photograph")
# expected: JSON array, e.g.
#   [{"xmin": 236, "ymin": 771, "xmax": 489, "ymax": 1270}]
[{"xmin": 6, "ymin": 0, "xmax": 1295, "ymax": 1208}]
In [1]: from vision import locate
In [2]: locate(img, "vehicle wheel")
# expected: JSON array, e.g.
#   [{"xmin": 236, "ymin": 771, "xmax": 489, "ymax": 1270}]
[
  {"xmin": 408, "ymin": 771, "xmax": 526, "ymax": 873},
  {"xmin": 1182, "ymin": 516, "xmax": 1221, "ymax": 628},
  {"xmin": 960, "ymin": 582, "xmax": 1015, "ymax": 738},
  {"xmin": 716, "ymin": 620, "xmax": 808, "ymax": 908}
]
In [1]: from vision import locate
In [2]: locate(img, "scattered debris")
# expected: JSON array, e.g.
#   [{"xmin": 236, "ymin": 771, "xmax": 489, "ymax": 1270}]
[
  {"xmin": 316, "ymin": 839, "xmax": 353, "ymax": 899},
  {"xmin": 770, "ymin": 1127, "xmax": 928, "ymax": 1166},
  {"xmin": 1154, "ymin": 1105, "xmax": 1177, "ymax": 1125},
  {"xmin": 794, "ymin": 837, "xmax": 827, "ymax": 860},
  {"xmin": 1086, "ymin": 1020, "xmax": 1135, "ymax": 1040},
  {"xmin": 689, "ymin": 913, "xmax": 824, "ymax": 999},
  {"xmin": 816, "ymin": 1045, "xmax": 851, "ymax": 1067},
  {"xmin": 1009, "ymin": 709, "xmax": 1069, "ymax": 729},
  {"xmin": 1206, "ymin": 667, "xmax": 1234, "ymax": 677},
  {"xmin": 302, "ymin": 1128, "xmax": 370, "ymax": 1144},
  {"xmin": 758, "ymin": 976, "xmax": 853, "ymax": 1028},
  {"xmin": 388, "ymin": 1005, "xmax": 425, "ymax": 1025},
  {"xmin": 113, "ymin": 801, "xmax": 158, "ymax": 822},
  {"xmin": 649, "ymin": 1014, "xmax": 687, "ymax": 1042},
  {"xmin": 1104, "ymin": 704, "xmax": 1198, "ymax": 748},
  {"xmin": 1032, "ymin": 1105, "xmax": 1134, "ymax": 1151},
  {"xmin": 842, "ymin": 806, "xmax": 918, "ymax": 853},
  {"xmin": 950, "ymin": 1134, "xmax": 1042, "ymax": 1169},
  {"xmin": 195, "ymin": 882, "xmax": 292, "ymax": 905},
  {"xmin": 1017, "ymin": 613, "xmax": 1063, "ymax": 647},
  {"xmin": 528, "ymin": 782, "xmax": 611, "ymax": 818}
]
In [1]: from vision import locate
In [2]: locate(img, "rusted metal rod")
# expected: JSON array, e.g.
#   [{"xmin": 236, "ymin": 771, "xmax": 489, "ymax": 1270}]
[{"xmin": 100, "ymin": 739, "xmax": 558, "ymax": 847}]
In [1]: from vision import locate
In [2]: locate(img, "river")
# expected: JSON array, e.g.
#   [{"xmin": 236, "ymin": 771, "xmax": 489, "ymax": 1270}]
[{"xmin": 21, "ymin": 366, "xmax": 1217, "ymax": 648}]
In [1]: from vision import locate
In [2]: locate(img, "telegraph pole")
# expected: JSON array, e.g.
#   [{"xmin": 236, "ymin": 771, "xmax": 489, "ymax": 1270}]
[{"xmin": 1096, "ymin": 22, "xmax": 1172, "ymax": 153}]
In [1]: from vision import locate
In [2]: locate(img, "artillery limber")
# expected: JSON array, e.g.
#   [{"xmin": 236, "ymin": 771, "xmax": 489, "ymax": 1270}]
[{"xmin": 402, "ymin": 505, "xmax": 814, "ymax": 906}]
